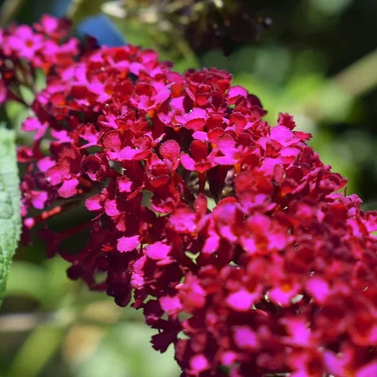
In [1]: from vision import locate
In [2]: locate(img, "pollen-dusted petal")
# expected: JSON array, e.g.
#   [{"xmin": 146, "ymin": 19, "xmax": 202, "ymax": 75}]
[
  {"xmin": 102, "ymin": 130, "xmax": 122, "ymax": 151},
  {"xmin": 159, "ymin": 139, "xmax": 181, "ymax": 161}
]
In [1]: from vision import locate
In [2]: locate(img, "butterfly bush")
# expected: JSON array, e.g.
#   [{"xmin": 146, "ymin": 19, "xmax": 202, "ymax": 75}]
[{"xmin": 2, "ymin": 16, "xmax": 377, "ymax": 377}]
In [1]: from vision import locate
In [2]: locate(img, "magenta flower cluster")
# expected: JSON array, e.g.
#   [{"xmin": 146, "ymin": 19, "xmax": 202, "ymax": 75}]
[
  {"xmin": 3, "ymin": 16, "xmax": 377, "ymax": 377},
  {"xmin": 0, "ymin": 15, "xmax": 79, "ymax": 105}
]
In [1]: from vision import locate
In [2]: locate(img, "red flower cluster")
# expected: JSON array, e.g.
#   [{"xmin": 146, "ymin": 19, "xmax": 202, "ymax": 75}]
[{"xmin": 4, "ymin": 16, "xmax": 377, "ymax": 377}]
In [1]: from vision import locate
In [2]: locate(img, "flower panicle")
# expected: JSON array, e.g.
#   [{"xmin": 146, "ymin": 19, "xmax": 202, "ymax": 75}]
[{"xmin": 2, "ymin": 15, "xmax": 377, "ymax": 377}]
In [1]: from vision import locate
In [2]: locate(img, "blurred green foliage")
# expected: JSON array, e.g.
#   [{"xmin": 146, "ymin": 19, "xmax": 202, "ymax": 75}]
[{"xmin": 1, "ymin": 0, "xmax": 377, "ymax": 376}]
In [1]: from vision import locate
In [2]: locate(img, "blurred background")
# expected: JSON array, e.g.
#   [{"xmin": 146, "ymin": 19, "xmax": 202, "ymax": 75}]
[{"xmin": 1, "ymin": 0, "xmax": 377, "ymax": 376}]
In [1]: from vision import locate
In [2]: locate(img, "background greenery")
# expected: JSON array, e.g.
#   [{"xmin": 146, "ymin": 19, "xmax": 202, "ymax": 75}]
[{"xmin": 1, "ymin": 0, "xmax": 377, "ymax": 376}]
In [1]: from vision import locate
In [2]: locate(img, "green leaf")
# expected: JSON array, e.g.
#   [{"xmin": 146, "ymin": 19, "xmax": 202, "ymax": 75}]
[{"xmin": 0, "ymin": 127, "xmax": 21, "ymax": 307}]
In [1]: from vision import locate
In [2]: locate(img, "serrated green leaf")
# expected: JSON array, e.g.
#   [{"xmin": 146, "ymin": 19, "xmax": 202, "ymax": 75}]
[{"xmin": 0, "ymin": 127, "xmax": 21, "ymax": 307}]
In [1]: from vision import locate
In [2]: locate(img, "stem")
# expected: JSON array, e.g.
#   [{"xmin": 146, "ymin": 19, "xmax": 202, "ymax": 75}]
[
  {"xmin": 303, "ymin": 49, "xmax": 377, "ymax": 123},
  {"xmin": 332, "ymin": 49, "xmax": 377, "ymax": 98},
  {"xmin": 25, "ymin": 201, "xmax": 82, "ymax": 228}
]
